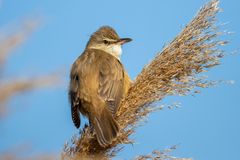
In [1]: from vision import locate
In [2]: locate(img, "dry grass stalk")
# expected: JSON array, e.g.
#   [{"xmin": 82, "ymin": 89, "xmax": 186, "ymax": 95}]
[
  {"xmin": 0, "ymin": 73, "xmax": 60, "ymax": 117},
  {"xmin": 135, "ymin": 146, "xmax": 192, "ymax": 160},
  {"xmin": 62, "ymin": 0, "xmax": 226, "ymax": 159},
  {"xmin": 0, "ymin": 20, "xmax": 38, "ymax": 66},
  {"xmin": 0, "ymin": 75, "xmax": 60, "ymax": 104}
]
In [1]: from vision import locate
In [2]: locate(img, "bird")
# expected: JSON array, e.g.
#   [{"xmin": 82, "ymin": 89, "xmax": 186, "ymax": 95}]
[{"xmin": 68, "ymin": 26, "xmax": 132, "ymax": 147}]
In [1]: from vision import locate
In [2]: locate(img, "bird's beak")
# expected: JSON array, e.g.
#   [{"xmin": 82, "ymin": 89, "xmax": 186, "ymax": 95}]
[{"xmin": 117, "ymin": 38, "xmax": 132, "ymax": 45}]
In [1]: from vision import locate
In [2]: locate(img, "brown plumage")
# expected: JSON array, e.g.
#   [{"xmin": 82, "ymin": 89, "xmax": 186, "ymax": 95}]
[{"xmin": 69, "ymin": 26, "xmax": 132, "ymax": 147}]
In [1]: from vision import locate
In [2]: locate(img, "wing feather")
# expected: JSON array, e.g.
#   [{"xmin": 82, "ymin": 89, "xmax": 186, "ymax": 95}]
[{"xmin": 98, "ymin": 52, "xmax": 124, "ymax": 115}]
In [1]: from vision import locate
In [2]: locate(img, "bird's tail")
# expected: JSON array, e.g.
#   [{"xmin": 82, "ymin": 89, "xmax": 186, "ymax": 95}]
[{"xmin": 92, "ymin": 106, "xmax": 119, "ymax": 147}]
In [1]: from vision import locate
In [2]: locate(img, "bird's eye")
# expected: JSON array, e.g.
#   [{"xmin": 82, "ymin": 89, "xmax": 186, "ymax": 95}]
[
  {"xmin": 103, "ymin": 40, "xmax": 109, "ymax": 45},
  {"xmin": 74, "ymin": 75, "xmax": 79, "ymax": 81}
]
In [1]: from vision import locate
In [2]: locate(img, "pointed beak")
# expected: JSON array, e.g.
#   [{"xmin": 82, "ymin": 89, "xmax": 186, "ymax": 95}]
[{"xmin": 117, "ymin": 38, "xmax": 132, "ymax": 45}]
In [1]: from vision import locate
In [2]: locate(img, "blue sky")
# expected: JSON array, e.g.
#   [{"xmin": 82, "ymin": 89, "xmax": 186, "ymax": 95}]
[{"xmin": 0, "ymin": 0, "xmax": 240, "ymax": 159}]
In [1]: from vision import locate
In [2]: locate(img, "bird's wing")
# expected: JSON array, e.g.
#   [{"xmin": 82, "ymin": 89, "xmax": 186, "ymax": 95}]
[
  {"xmin": 69, "ymin": 60, "xmax": 81, "ymax": 128},
  {"xmin": 98, "ymin": 53, "xmax": 124, "ymax": 115}
]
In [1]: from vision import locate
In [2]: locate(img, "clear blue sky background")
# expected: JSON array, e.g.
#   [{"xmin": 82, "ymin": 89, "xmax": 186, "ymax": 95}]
[{"xmin": 0, "ymin": 0, "xmax": 239, "ymax": 159}]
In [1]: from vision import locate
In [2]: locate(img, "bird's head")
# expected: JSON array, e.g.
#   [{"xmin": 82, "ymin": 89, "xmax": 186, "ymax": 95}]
[{"xmin": 86, "ymin": 26, "xmax": 132, "ymax": 60}]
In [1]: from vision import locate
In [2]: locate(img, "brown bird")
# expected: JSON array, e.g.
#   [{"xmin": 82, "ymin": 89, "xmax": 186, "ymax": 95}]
[{"xmin": 69, "ymin": 26, "xmax": 132, "ymax": 147}]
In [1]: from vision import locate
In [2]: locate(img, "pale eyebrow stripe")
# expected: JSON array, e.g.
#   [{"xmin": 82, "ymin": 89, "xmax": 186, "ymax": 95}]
[{"xmin": 102, "ymin": 38, "xmax": 118, "ymax": 42}]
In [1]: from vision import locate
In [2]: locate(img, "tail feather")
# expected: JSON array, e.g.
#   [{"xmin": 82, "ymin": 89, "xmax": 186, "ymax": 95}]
[
  {"xmin": 93, "ymin": 107, "xmax": 119, "ymax": 147},
  {"xmin": 71, "ymin": 106, "xmax": 80, "ymax": 128}
]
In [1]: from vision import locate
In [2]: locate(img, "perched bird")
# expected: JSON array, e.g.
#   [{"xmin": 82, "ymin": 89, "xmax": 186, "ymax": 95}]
[{"xmin": 69, "ymin": 26, "xmax": 132, "ymax": 147}]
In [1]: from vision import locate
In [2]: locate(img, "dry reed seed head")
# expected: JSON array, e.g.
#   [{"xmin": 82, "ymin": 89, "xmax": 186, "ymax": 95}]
[
  {"xmin": 0, "ymin": 74, "xmax": 60, "ymax": 106},
  {"xmin": 0, "ymin": 20, "xmax": 38, "ymax": 66}
]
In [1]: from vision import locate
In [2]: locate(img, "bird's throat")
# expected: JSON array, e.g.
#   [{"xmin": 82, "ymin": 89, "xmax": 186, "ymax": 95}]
[{"xmin": 110, "ymin": 45, "xmax": 122, "ymax": 59}]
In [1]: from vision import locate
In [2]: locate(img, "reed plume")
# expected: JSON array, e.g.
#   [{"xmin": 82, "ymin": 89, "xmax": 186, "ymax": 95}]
[{"xmin": 0, "ymin": 20, "xmax": 60, "ymax": 117}]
